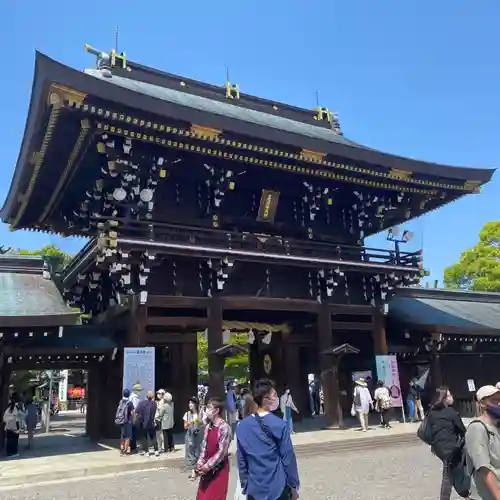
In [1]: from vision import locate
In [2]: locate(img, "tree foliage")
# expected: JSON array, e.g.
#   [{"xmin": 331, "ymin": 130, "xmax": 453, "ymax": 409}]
[
  {"xmin": 197, "ymin": 332, "xmax": 249, "ymax": 382},
  {"xmin": 444, "ymin": 221, "xmax": 500, "ymax": 291},
  {"xmin": 18, "ymin": 244, "xmax": 72, "ymax": 273}
]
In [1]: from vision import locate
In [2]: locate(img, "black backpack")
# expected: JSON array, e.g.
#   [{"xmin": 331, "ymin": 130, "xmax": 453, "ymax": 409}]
[
  {"xmin": 114, "ymin": 399, "xmax": 129, "ymax": 425},
  {"xmin": 417, "ymin": 411, "xmax": 433, "ymax": 445},
  {"xmin": 448, "ymin": 420, "xmax": 492, "ymax": 498}
]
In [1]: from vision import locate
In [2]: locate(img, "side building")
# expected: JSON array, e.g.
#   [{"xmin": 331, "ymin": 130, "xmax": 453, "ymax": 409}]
[{"xmin": 0, "ymin": 46, "xmax": 494, "ymax": 435}]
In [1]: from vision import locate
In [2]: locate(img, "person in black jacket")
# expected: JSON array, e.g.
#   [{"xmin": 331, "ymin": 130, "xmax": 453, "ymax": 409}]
[{"xmin": 428, "ymin": 386, "xmax": 466, "ymax": 500}]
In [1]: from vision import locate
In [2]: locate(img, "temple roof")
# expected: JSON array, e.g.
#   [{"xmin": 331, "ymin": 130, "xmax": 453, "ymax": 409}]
[
  {"xmin": 388, "ymin": 287, "xmax": 500, "ymax": 335},
  {"xmin": 0, "ymin": 51, "xmax": 495, "ymax": 229},
  {"xmin": 0, "ymin": 255, "xmax": 80, "ymax": 327}
]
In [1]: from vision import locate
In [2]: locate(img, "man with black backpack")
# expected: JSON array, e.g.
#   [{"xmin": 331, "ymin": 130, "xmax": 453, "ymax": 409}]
[
  {"xmin": 115, "ymin": 389, "xmax": 134, "ymax": 456},
  {"xmin": 464, "ymin": 385, "xmax": 500, "ymax": 500}
]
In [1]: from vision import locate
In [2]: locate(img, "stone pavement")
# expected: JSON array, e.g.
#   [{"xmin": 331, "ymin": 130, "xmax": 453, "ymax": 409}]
[
  {"xmin": 0, "ymin": 411, "xmax": 423, "ymax": 488},
  {"xmin": 0, "ymin": 441, "xmax": 459, "ymax": 499}
]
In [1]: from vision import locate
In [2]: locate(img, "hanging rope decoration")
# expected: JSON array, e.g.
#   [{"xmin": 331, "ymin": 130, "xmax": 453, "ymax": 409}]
[
  {"xmin": 138, "ymin": 250, "xmax": 156, "ymax": 304},
  {"xmin": 203, "ymin": 164, "xmax": 235, "ymax": 227}
]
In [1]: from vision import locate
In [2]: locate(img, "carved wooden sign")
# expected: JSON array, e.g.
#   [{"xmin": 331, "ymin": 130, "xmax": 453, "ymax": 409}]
[{"xmin": 257, "ymin": 189, "xmax": 280, "ymax": 224}]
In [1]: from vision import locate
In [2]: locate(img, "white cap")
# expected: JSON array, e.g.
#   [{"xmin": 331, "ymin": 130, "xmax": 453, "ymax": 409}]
[{"xmin": 476, "ymin": 385, "xmax": 500, "ymax": 401}]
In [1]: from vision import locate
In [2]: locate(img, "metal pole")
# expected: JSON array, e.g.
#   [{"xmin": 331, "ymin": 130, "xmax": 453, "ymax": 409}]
[{"xmin": 46, "ymin": 371, "xmax": 53, "ymax": 434}]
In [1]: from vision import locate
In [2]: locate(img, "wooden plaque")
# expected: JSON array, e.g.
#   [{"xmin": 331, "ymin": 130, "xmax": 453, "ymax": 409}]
[{"xmin": 257, "ymin": 189, "xmax": 280, "ymax": 223}]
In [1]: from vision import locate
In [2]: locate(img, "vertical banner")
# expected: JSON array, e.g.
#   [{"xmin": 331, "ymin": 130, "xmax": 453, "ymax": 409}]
[
  {"xmin": 376, "ymin": 355, "xmax": 403, "ymax": 408},
  {"xmin": 123, "ymin": 347, "xmax": 156, "ymax": 394},
  {"xmin": 58, "ymin": 370, "xmax": 69, "ymax": 403}
]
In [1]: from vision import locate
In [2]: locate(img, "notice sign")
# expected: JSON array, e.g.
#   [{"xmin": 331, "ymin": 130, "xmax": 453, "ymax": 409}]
[
  {"xmin": 257, "ymin": 189, "xmax": 280, "ymax": 223},
  {"xmin": 376, "ymin": 355, "xmax": 403, "ymax": 408},
  {"xmin": 467, "ymin": 379, "xmax": 476, "ymax": 392},
  {"xmin": 123, "ymin": 347, "xmax": 156, "ymax": 395},
  {"xmin": 58, "ymin": 370, "xmax": 68, "ymax": 403}
]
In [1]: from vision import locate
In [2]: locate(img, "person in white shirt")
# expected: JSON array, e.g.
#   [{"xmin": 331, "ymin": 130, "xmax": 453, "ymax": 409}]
[
  {"xmin": 352, "ymin": 379, "xmax": 373, "ymax": 432},
  {"xmin": 374, "ymin": 380, "xmax": 392, "ymax": 429},
  {"xmin": 128, "ymin": 383, "xmax": 142, "ymax": 452},
  {"xmin": 3, "ymin": 393, "xmax": 25, "ymax": 457},
  {"xmin": 280, "ymin": 387, "xmax": 299, "ymax": 434}
]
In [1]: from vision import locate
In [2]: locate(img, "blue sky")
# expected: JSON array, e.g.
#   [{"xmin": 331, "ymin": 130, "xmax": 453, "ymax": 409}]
[{"xmin": 0, "ymin": 0, "xmax": 498, "ymax": 283}]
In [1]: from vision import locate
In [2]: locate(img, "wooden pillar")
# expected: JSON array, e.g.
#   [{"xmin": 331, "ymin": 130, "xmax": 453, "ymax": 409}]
[
  {"xmin": 373, "ymin": 308, "xmax": 388, "ymax": 355},
  {"xmin": 128, "ymin": 298, "xmax": 147, "ymax": 347},
  {"xmin": 169, "ymin": 343, "xmax": 185, "ymax": 430},
  {"xmin": 86, "ymin": 364, "xmax": 102, "ymax": 440},
  {"xmin": 318, "ymin": 305, "xmax": 342, "ymax": 428},
  {"xmin": 207, "ymin": 298, "xmax": 224, "ymax": 399},
  {"xmin": 249, "ymin": 340, "xmax": 260, "ymax": 388},
  {"xmin": 101, "ymin": 358, "xmax": 122, "ymax": 438}
]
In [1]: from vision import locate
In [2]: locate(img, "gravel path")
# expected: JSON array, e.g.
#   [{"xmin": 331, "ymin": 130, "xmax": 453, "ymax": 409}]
[{"xmin": 1, "ymin": 441, "xmax": 460, "ymax": 500}]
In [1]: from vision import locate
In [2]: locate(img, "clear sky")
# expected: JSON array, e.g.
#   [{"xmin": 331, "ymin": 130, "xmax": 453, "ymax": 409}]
[{"xmin": 0, "ymin": 0, "xmax": 498, "ymax": 283}]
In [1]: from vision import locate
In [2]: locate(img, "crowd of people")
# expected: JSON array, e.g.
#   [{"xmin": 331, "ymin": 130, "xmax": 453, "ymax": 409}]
[{"xmin": 116, "ymin": 379, "xmax": 300, "ymax": 500}]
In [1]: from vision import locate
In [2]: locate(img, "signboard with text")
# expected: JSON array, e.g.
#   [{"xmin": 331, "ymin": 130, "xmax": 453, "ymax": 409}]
[
  {"xmin": 376, "ymin": 355, "xmax": 403, "ymax": 408},
  {"xmin": 123, "ymin": 347, "xmax": 155, "ymax": 395}
]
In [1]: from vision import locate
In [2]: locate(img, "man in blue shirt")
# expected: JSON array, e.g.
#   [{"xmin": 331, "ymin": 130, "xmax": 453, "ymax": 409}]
[{"xmin": 236, "ymin": 378, "xmax": 300, "ymax": 500}]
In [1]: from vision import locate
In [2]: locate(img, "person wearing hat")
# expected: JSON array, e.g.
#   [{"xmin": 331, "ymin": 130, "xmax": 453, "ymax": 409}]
[
  {"xmin": 352, "ymin": 378, "xmax": 373, "ymax": 432},
  {"xmin": 465, "ymin": 385, "xmax": 500, "ymax": 500}
]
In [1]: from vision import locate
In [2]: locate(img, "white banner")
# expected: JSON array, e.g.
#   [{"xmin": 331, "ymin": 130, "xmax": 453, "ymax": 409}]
[
  {"xmin": 123, "ymin": 347, "xmax": 155, "ymax": 395},
  {"xmin": 58, "ymin": 370, "xmax": 68, "ymax": 402}
]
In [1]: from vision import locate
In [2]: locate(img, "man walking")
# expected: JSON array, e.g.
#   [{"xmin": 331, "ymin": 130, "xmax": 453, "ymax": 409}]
[{"xmin": 236, "ymin": 378, "xmax": 300, "ymax": 500}]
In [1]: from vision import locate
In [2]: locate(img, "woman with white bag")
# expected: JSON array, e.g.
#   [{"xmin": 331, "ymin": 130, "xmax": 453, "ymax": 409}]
[{"xmin": 234, "ymin": 392, "xmax": 257, "ymax": 500}]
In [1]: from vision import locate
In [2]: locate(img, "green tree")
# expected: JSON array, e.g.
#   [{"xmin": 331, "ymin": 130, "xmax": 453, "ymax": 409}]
[
  {"xmin": 444, "ymin": 221, "xmax": 500, "ymax": 291},
  {"xmin": 19, "ymin": 244, "xmax": 72, "ymax": 273},
  {"xmin": 197, "ymin": 332, "xmax": 249, "ymax": 382}
]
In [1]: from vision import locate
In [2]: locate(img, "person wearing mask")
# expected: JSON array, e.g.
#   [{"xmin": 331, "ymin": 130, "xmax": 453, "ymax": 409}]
[
  {"xmin": 466, "ymin": 385, "xmax": 500, "ymax": 500},
  {"xmin": 129, "ymin": 383, "xmax": 142, "ymax": 453},
  {"xmin": 374, "ymin": 380, "xmax": 392, "ymax": 429},
  {"xmin": 236, "ymin": 378, "xmax": 300, "ymax": 500},
  {"xmin": 426, "ymin": 386, "xmax": 465, "ymax": 500},
  {"xmin": 2, "ymin": 393, "xmax": 24, "ymax": 457},
  {"xmin": 195, "ymin": 398, "xmax": 232, "ymax": 500},
  {"xmin": 280, "ymin": 386, "xmax": 299, "ymax": 434},
  {"xmin": 25, "ymin": 397, "xmax": 38, "ymax": 449},
  {"xmin": 407, "ymin": 379, "xmax": 418, "ymax": 423},
  {"xmin": 158, "ymin": 391, "xmax": 176, "ymax": 453},
  {"xmin": 184, "ymin": 396, "xmax": 204, "ymax": 479},
  {"xmin": 155, "ymin": 389, "xmax": 166, "ymax": 453},
  {"xmin": 135, "ymin": 390, "xmax": 159, "ymax": 457},
  {"xmin": 352, "ymin": 379, "xmax": 373, "ymax": 432}
]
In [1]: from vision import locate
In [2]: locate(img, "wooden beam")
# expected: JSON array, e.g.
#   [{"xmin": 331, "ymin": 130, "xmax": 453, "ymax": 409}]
[
  {"xmin": 3, "ymin": 346, "xmax": 112, "ymax": 356},
  {"xmin": 331, "ymin": 304, "xmax": 374, "ymax": 316},
  {"xmin": 221, "ymin": 296, "xmax": 320, "ymax": 313},
  {"xmin": 147, "ymin": 295, "xmax": 209, "ymax": 309},
  {"xmin": 146, "ymin": 316, "xmax": 208, "ymax": 328},
  {"xmin": 143, "ymin": 332, "xmax": 197, "ymax": 344},
  {"xmin": 331, "ymin": 321, "xmax": 374, "ymax": 331}
]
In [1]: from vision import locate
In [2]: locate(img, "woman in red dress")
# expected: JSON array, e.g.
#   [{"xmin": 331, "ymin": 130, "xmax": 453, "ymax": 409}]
[{"xmin": 196, "ymin": 397, "xmax": 232, "ymax": 500}]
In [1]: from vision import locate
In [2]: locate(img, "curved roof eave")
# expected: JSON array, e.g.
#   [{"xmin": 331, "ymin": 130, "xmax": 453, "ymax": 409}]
[
  {"xmin": 1, "ymin": 52, "xmax": 496, "ymax": 226},
  {"xmin": 1, "ymin": 51, "xmax": 51, "ymax": 223}
]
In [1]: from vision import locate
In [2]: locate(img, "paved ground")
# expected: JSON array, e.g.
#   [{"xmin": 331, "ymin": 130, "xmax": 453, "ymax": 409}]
[
  {"xmin": 0, "ymin": 412, "xmax": 423, "ymax": 485},
  {"xmin": 0, "ymin": 441, "xmax": 460, "ymax": 500}
]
